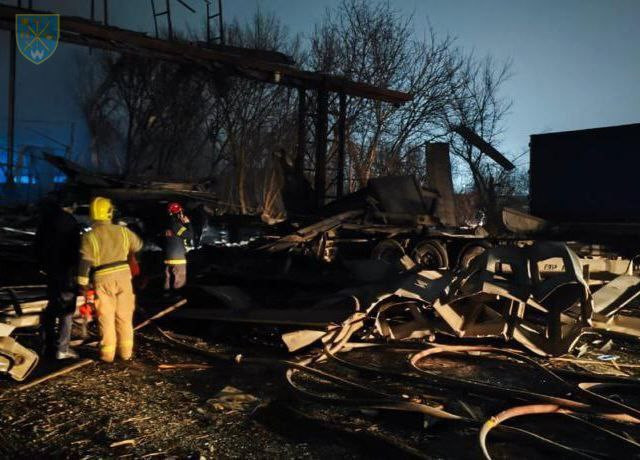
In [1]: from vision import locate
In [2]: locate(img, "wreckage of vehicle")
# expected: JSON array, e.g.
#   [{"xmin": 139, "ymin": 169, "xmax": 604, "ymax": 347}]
[{"xmin": 285, "ymin": 241, "xmax": 640, "ymax": 357}]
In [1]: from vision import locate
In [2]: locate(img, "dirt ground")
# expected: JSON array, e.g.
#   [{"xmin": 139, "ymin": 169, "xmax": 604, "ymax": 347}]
[
  {"xmin": 2, "ymin": 247, "xmax": 640, "ymax": 458},
  {"xmin": 2, "ymin": 319, "xmax": 640, "ymax": 459},
  {"xmin": 0, "ymin": 327, "xmax": 363, "ymax": 459},
  {"xmin": 0, "ymin": 326, "xmax": 481, "ymax": 459}
]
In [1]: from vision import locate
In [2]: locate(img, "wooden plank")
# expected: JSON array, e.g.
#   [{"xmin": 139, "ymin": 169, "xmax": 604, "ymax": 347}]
[
  {"xmin": 171, "ymin": 307, "xmax": 351, "ymax": 327},
  {"xmin": 133, "ymin": 299, "xmax": 187, "ymax": 331},
  {"xmin": 12, "ymin": 299, "xmax": 187, "ymax": 391},
  {"xmin": 16, "ymin": 359, "xmax": 95, "ymax": 391}
]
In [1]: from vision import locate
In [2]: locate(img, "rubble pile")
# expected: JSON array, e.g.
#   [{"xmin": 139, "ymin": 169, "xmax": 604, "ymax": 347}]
[
  {"xmin": 1, "ymin": 156, "xmax": 640, "ymax": 457},
  {"xmin": 288, "ymin": 242, "xmax": 640, "ymax": 357},
  {"xmin": 272, "ymin": 243, "xmax": 640, "ymax": 459},
  {"xmin": 3, "ymin": 232, "xmax": 640, "ymax": 457}
]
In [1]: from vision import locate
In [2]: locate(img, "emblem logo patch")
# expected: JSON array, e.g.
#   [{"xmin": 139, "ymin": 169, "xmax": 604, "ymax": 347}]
[{"xmin": 16, "ymin": 14, "xmax": 60, "ymax": 65}]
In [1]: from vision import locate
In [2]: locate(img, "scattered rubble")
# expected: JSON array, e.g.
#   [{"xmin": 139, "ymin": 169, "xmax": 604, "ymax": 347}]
[
  {"xmin": 0, "ymin": 286, "xmax": 48, "ymax": 381},
  {"xmin": 286, "ymin": 241, "xmax": 640, "ymax": 357},
  {"xmin": 2, "ymin": 166, "xmax": 640, "ymax": 458}
]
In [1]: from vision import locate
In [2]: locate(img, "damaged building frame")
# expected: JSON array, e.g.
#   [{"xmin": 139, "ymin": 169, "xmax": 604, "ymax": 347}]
[
  {"xmin": 3, "ymin": 4, "xmax": 640, "ymax": 411},
  {"xmin": 0, "ymin": 3, "xmax": 411, "ymax": 207}
]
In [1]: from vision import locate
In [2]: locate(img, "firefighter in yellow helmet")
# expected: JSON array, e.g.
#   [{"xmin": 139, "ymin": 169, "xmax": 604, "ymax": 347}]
[{"xmin": 77, "ymin": 197, "xmax": 143, "ymax": 363}]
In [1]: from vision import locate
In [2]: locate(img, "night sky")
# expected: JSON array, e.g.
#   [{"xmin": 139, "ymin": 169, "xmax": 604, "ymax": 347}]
[{"xmin": 1, "ymin": 0, "xmax": 639, "ymax": 171}]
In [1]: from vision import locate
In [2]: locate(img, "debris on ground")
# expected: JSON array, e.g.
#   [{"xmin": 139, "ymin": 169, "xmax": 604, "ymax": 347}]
[{"xmin": 2, "ymin": 151, "xmax": 640, "ymax": 458}]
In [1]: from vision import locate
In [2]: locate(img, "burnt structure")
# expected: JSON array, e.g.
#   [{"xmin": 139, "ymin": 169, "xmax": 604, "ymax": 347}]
[{"xmin": 0, "ymin": 3, "xmax": 411, "ymax": 206}]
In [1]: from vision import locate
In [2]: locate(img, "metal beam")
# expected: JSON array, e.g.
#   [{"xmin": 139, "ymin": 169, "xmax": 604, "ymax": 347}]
[
  {"xmin": 295, "ymin": 88, "xmax": 306, "ymax": 179},
  {"xmin": 205, "ymin": 0, "xmax": 211, "ymax": 43},
  {"xmin": 150, "ymin": 0, "xmax": 159, "ymax": 38},
  {"xmin": 453, "ymin": 125, "xmax": 515, "ymax": 170},
  {"xmin": 6, "ymin": 9, "xmax": 17, "ymax": 185},
  {"xmin": 0, "ymin": 5, "xmax": 413, "ymax": 104},
  {"xmin": 336, "ymin": 92, "xmax": 346, "ymax": 198},
  {"xmin": 175, "ymin": 0, "xmax": 195, "ymax": 13},
  {"xmin": 103, "ymin": 0, "xmax": 108, "ymax": 25},
  {"xmin": 217, "ymin": 0, "xmax": 224, "ymax": 44},
  {"xmin": 336, "ymin": 93, "xmax": 347, "ymax": 198},
  {"xmin": 165, "ymin": 0, "xmax": 172, "ymax": 39}
]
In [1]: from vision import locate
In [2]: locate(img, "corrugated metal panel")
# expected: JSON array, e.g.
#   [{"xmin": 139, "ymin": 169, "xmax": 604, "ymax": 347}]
[{"xmin": 530, "ymin": 123, "xmax": 640, "ymax": 223}]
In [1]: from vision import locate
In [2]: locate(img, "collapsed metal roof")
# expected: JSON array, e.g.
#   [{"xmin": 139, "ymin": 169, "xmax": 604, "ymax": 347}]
[{"xmin": 0, "ymin": 4, "xmax": 413, "ymax": 104}]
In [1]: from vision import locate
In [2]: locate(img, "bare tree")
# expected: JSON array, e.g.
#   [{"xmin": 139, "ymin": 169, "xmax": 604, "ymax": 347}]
[
  {"xmin": 79, "ymin": 12, "xmax": 304, "ymax": 220},
  {"xmin": 78, "ymin": 1, "xmax": 522, "ymax": 224},
  {"xmin": 310, "ymin": 0, "xmax": 463, "ymax": 192},
  {"xmin": 79, "ymin": 49, "xmax": 222, "ymax": 181},
  {"xmin": 445, "ymin": 54, "xmax": 519, "ymax": 231},
  {"xmin": 210, "ymin": 12, "xmax": 303, "ymax": 214},
  {"xmin": 76, "ymin": 54, "xmax": 125, "ymax": 172},
  {"xmin": 311, "ymin": 0, "xmax": 522, "ymax": 227}
]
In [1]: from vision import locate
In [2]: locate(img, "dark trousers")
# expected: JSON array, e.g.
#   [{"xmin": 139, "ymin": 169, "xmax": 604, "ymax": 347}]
[
  {"xmin": 41, "ymin": 277, "xmax": 76, "ymax": 355},
  {"xmin": 164, "ymin": 263, "xmax": 187, "ymax": 290}
]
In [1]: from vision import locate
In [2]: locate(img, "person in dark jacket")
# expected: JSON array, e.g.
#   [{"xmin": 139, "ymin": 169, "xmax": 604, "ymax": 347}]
[
  {"xmin": 163, "ymin": 202, "xmax": 193, "ymax": 293},
  {"xmin": 35, "ymin": 198, "xmax": 81, "ymax": 360}
]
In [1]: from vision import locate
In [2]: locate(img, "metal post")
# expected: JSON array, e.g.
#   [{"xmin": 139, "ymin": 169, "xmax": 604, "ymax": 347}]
[
  {"xmin": 89, "ymin": 0, "xmax": 96, "ymax": 53},
  {"xmin": 348, "ymin": 152, "xmax": 353, "ymax": 193},
  {"xmin": 217, "ymin": 0, "xmax": 224, "ymax": 44},
  {"xmin": 205, "ymin": 1, "xmax": 210, "ymax": 43},
  {"xmin": 165, "ymin": 0, "xmax": 173, "ymax": 39},
  {"xmin": 6, "ymin": 1, "xmax": 19, "ymax": 185},
  {"xmin": 295, "ymin": 88, "xmax": 306, "ymax": 179},
  {"xmin": 150, "ymin": 0, "xmax": 159, "ymax": 38},
  {"xmin": 103, "ymin": 0, "xmax": 108, "ymax": 25},
  {"xmin": 67, "ymin": 122, "xmax": 75, "ymax": 160},
  {"xmin": 314, "ymin": 89, "xmax": 328, "ymax": 208},
  {"xmin": 205, "ymin": 0, "xmax": 224, "ymax": 44},
  {"xmin": 336, "ymin": 92, "xmax": 346, "ymax": 198}
]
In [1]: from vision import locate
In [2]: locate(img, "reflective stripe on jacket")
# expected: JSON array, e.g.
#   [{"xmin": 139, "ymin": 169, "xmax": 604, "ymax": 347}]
[
  {"xmin": 164, "ymin": 216, "xmax": 192, "ymax": 264},
  {"xmin": 77, "ymin": 222, "xmax": 143, "ymax": 286}
]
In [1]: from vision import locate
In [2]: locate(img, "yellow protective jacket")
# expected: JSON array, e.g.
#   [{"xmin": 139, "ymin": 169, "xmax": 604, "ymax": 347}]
[{"xmin": 77, "ymin": 222, "xmax": 143, "ymax": 286}]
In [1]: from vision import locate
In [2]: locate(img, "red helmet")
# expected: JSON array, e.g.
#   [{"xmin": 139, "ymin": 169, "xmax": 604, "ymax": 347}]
[{"xmin": 167, "ymin": 202, "xmax": 183, "ymax": 215}]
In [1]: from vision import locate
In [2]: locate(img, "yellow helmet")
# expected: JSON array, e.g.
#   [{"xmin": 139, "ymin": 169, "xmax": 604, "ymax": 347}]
[{"xmin": 89, "ymin": 196, "xmax": 113, "ymax": 221}]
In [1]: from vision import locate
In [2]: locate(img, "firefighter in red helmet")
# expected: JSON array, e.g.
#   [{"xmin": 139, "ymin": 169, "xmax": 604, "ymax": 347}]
[{"xmin": 163, "ymin": 202, "xmax": 193, "ymax": 295}]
